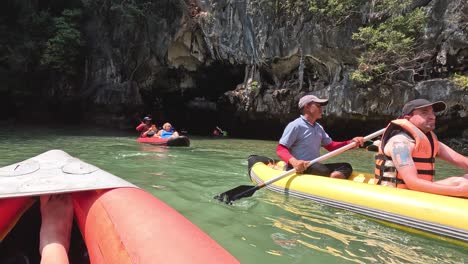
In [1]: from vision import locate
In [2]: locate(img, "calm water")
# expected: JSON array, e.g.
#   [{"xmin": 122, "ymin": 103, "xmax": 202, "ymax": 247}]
[{"xmin": 0, "ymin": 127, "xmax": 466, "ymax": 264}]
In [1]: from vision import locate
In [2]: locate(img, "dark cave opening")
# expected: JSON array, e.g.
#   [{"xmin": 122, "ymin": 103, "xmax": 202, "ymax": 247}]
[
  {"xmin": 140, "ymin": 62, "xmax": 247, "ymax": 136},
  {"xmin": 193, "ymin": 63, "xmax": 246, "ymax": 100}
]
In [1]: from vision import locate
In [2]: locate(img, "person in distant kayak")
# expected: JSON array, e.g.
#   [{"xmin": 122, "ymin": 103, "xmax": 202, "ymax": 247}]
[
  {"xmin": 136, "ymin": 117, "xmax": 158, "ymax": 138},
  {"xmin": 156, "ymin": 122, "xmax": 180, "ymax": 139},
  {"xmin": 213, "ymin": 127, "xmax": 222, "ymax": 136},
  {"xmin": 39, "ymin": 194, "xmax": 73, "ymax": 264},
  {"xmin": 212, "ymin": 126, "xmax": 227, "ymax": 137},
  {"xmin": 375, "ymin": 98, "xmax": 468, "ymax": 197},
  {"xmin": 276, "ymin": 95, "xmax": 365, "ymax": 179}
]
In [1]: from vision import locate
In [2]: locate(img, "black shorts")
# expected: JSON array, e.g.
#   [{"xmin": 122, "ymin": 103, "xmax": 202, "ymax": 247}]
[{"xmin": 288, "ymin": 162, "xmax": 353, "ymax": 178}]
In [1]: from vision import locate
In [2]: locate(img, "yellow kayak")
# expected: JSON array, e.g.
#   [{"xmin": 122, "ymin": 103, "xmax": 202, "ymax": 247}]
[{"xmin": 247, "ymin": 156, "xmax": 468, "ymax": 244}]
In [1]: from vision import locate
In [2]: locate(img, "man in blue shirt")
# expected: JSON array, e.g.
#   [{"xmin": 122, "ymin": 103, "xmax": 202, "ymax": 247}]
[{"xmin": 276, "ymin": 95, "xmax": 364, "ymax": 178}]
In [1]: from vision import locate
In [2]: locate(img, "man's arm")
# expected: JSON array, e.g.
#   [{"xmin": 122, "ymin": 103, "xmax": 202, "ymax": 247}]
[
  {"xmin": 276, "ymin": 144, "xmax": 309, "ymax": 173},
  {"xmin": 384, "ymin": 135, "xmax": 468, "ymax": 197},
  {"xmin": 437, "ymin": 142, "xmax": 468, "ymax": 170},
  {"xmin": 323, "ymin": 137, "xmax": 364, "ymax": 151},
  {"xmin": 136, "ymin": 123, "xmax": 146, "ymax": 131},
  {"xmin": 384, "ymin": 134, "xmax": 418, "ymax": 179}
]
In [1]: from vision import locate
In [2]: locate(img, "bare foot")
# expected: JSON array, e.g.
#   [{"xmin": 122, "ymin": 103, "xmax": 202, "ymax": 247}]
[{"xmin": 39, "ymin": 194, "xmax": 73, "ymax": 264}]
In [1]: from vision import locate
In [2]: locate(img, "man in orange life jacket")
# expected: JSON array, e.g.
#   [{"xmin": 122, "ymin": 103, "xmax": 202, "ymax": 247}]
[{"xmin": 375, "ymin": 98, "xmax": 468, "ymax": 198}]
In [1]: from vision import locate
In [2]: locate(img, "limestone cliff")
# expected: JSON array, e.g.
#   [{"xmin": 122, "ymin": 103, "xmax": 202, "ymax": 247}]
[
  {"xmin": 1, "ymin": 0, "xmax": 467, "ymax": 148},
  {"xmin": 170, "ymin": 0, "xmax": 467, "ymax": 143}
]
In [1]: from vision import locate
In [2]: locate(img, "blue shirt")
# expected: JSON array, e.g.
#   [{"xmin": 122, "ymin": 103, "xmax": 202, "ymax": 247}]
[
  {"xmin": 160, "ymin": 130, "xmax": 174, "ymax": 139},
  {"xmin": 279, "ymin": 116, "xmax": 332, "ymax": 161}
]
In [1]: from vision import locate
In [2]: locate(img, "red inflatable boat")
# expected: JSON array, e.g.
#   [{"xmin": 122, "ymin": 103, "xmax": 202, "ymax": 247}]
[
  {"xmin": 0, "ymin": 150, "xmax": 237, "ymax": 263},
  {"xmin": 137, "ymin": 135, "xmax": 190, "ymax": 146}
]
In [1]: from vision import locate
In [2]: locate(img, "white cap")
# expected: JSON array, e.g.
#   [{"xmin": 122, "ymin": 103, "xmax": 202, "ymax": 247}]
[{"xmin": 298, "ymin": 95, "xmax": 328, "ymax": 109}]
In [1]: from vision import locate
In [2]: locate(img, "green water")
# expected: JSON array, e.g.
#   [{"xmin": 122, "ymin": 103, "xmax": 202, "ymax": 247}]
[{"xmin": 0, "ymin": 128, "xmax": 466, "ymax": 264}]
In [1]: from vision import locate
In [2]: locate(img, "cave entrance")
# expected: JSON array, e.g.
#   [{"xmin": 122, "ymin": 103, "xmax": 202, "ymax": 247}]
[{"xmin": 146, "ymin": 62, "xmax": 245, "ymax": 136}]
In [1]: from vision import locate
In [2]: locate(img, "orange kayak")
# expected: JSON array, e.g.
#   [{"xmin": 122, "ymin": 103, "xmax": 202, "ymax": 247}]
[{"xmin": 0, "ymin": 150, "xmax": 237, "ymax": 263}]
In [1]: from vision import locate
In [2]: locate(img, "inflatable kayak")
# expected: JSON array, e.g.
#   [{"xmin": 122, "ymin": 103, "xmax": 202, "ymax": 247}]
[
  {"xmin": 247, "ymin": 156, "xmax": 468, "ymax": 244},
  {"xmin": 137, "ymin": 135, "xmax": 190, "ymax": 146},
  {"xmin": 0, "ymin": 150, "xmax": 238, "ymax": 263}
]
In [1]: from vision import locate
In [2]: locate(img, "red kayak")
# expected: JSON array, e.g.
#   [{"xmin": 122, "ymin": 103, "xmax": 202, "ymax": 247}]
[
  {"xmin": 137, "ymin": 135, "xmax": 190, "ymax": 146},
  {"xmin": 0, "ymin": 150, "xmax": 238, "ymax": 264}
]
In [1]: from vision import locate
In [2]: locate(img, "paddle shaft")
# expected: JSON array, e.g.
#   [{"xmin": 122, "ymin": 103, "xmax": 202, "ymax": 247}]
[
  {"xmin": 257, "ymin": 128, "xmax": 386, "ymax": 188},
  {"xmin": 216, "ymin": 128, "xmax": 386, "ymax": 203}
]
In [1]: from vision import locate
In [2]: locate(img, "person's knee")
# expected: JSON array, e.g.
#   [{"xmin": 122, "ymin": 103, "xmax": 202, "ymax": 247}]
[
  {"xmin": 336, "ymin": 163, "xmax": 352, "ymax": 178},
  {"xmin": 330, "ymin": 171, "xmax": 346, "ymax": 179}
]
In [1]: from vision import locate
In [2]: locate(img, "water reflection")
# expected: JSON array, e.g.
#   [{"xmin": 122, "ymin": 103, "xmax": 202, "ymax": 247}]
[
  {"xmin": 261, "ymin": 193, "xmax": 467, "ymax": 264},
  {"xmin": 1, "ymin": 130, "xmax": 466, "ymax": 264},
  {"xmin": 139, "ymin": 144, "xmax": 170, "ymax": 153}
]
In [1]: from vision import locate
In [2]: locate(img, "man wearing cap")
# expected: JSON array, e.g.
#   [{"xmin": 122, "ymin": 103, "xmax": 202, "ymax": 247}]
[
  {"xmin": 375, "ymin": 98, "xmax": 468, "ymax": 197},
  {"xmin": 276, "ymin": 95, "xmax": 365, "ymax": 179},
  {"xmin": 136, "ymin": 116, "xmax": 158, "ymax": 137}
]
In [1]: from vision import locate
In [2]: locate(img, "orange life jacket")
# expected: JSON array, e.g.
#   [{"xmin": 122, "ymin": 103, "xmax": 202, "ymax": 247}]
[{"xmin": 374, "ymin": 119, "xmax": 438, "ymax": 188}]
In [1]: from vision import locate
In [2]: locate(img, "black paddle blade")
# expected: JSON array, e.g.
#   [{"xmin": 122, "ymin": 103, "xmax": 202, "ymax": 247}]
[{"xmin": 214, "ymin": 185, "xmax": 258, "ymax": 204}]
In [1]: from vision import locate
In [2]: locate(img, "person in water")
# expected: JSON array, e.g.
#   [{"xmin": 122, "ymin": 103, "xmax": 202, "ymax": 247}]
[
  {"xmin": 39, "ymin": 194, "xmax": 73, "ymax": 264},
  {"xmin": 136, "ymin": 117, "xmax": 158, "ymax": 138},
  {"xmin": 156, "ymin": 122, "xmax": 180, "ymax": 139},
  {"xmin": 276, "ymin": 94, "xmax": 365, "ymax": 179},
  {"xmin": 375, "ymin": 98, "xmax": 468, "ymax": 197}
]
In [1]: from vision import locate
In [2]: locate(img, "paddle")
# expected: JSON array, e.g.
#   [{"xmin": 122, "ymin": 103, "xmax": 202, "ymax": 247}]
[{"xmin": 215, "ymin": 128, "xmax": 386, "ymax": 204}]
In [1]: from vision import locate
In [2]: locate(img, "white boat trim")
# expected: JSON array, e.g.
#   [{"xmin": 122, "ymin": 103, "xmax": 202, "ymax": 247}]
[{"xmin": 0, "ymin": 150, "xmax": 137, "ymax": 198}]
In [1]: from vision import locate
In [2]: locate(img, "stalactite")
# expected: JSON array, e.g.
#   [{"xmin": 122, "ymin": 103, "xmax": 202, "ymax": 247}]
[
  {"xmin": 243, "ymin": 64, "xmax": 250, "ymax": 89},
  {"xmin": 250, "ymin": 64, "xmax": 256, "ymax": 81},
  {"xmin": 298, "ymin": 48, "xmax": 304, "ymax": 90},
  {"xmin": 229, "ymin": 0, "xmax": 233, "ymax": 32}
]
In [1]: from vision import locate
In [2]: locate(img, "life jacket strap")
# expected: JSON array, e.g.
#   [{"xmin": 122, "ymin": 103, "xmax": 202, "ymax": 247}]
[
  {"xmin": 379, "ymin": 176, "xmax": 405, "ymax": 184},
  {"xmin": 374, "ymin": 164, "xmax": 396, "ymax": 172},
  {"xmin": 374, "ymin": 154, "xmax": 396, "ymax": 185},
  {"xmin": 413, "ymin": 157, "xmax": 435, "ymax": 163},
  {"xmin": 416, "ymin": 169, "xmax": 435, "ymax": 175}
]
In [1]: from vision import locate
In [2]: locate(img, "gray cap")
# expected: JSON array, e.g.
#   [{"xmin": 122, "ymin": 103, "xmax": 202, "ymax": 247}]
[
  {"xmin": 402, "ymin": 99, "xmax": 446, "ymax": 115},
  {"xmin": 298, "ymin": 95, "xmax": 328, "ymax": 109}
]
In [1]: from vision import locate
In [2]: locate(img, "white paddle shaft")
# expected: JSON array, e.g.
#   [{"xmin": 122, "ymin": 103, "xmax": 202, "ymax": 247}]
[{"xmin": 259, "ymin": 128, "xmax": 386, "ymax": 187}]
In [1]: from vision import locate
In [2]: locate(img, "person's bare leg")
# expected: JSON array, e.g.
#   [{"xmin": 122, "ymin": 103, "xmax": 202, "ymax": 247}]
[
  {"xmin": 330, "ymin": 171, "xmax": 346, "ymax": 179},
  {"xmin": 39, "ymin": 194, "xmax": 73, "ymax": 264}
]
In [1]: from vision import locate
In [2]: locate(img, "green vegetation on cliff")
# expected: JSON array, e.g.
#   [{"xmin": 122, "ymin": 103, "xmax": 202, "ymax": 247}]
[
  {"xmin": 451, "ymin": 73, "xmax": 468, "ymax": 89},
  {"xmin": 351, "ymin": 7, "xmax": 427, "ymax": 83},
  {"xmin": 0, "ymin": 2, "xmax": 84, "ymax": 89},
  {"xmin": 307, "ymin": 0, "xmax": 364, "ymax": 21},
  {"xmin": 258, "ymin": 0, "xmax": 433, "ymax": 84},
  {"xmin": 258, "ymin": 0, "xmax": 364, "ymax": 24},
  {"xmin": 41, "ymin": 9, "xmax": 83, "ymax": 76}
]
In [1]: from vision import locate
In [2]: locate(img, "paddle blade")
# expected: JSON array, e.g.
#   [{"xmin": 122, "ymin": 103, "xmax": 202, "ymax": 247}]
[{"xmin": 214, "ymin": 185, "xmax": 258, "ymax": 204}]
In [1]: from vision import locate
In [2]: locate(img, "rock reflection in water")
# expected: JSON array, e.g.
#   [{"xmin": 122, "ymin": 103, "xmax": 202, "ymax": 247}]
[{"xmin": 261, "ymin": 192, "xmax": 466, "ymax": 264}]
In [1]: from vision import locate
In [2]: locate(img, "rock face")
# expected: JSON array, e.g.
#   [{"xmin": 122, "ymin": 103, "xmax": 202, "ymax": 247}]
[
  {"xmin": 77, "ymin": 0, "xmax": 188, "ymax": 126},
  {"xmin": 183, "ymin": 0, "xmax": 467, "ymax": 143},
  {"xmin": 1, "ymin": 0, "xmax": 467, "ymax": 147},
  {"xmin": 194, "ymin": 0, "xmax": 467, "ymax": 118}
]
